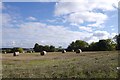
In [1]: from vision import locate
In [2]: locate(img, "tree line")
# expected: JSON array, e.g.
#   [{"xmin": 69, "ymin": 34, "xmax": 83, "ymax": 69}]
[
  {"xmin": 33, "ymin": 43, "xmax": 56, "ymax": 52},
  {"xmin": 34, "ymin": 34, "xmax": 120, "ymax": 52},
  {"xmin": 2, "ymin": 34, "xmax": 120, "ymax": 53},
  {"xmin": 67, "ymin": 39, "xmax": 116, "ymax": 51}
]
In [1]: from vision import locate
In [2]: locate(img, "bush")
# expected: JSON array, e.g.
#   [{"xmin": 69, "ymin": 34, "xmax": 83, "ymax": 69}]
[{"xmin": 12, "ymin": 47, "xmax": 23, "ymax": 53}]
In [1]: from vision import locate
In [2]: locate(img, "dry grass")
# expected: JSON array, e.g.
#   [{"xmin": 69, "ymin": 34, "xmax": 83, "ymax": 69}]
[{"xmin": 2, "ymin": 51, "xmax": 118, "ymax": 78}]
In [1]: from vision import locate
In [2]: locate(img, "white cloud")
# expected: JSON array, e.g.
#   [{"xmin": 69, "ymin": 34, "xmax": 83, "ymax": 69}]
[
  {"xmin": 83, "ymin": 31, "xmax": 117, "ymax": 43},
  {"xmin": 47, "ymin": 19, "xmax": 57, "ymax": 23},
  {"xmin": 54, "ymin": 0, "xmax": 118, "ymax": 29},
  {"xmin": 27, "ymin": 16, "xmax": 37, "ymax": 21},
  {"xmin": 79, "ymin": 26, "xmax": 92, "ymax": 32},
  {"xmin": 0, "ymin": 2, "xmax": 4, "ymax": 10},
  {"xmin": 3, "ymin": 21, "xmax": 91, "ymax": 48},
  {"xmin": 57, "ymin": 0, "xmax": 119, "ymax": 10},
  {"xmin": 2, "ymin": 19, "xmax": 117, "ymax": 48},
  {"xmin": 2, "ymin": 13, "xmax": 12, "ymax": 26},
  {"xmin": 93, "ymin": 31, "xmax": 110, "ymax": 39},
  {"xmin": 70, "ymin": 23, "xmax": 79, "ymax": 27},
  {"xmin": 0, "ymin": 2, "xmax": 2, "ymax": 10},
  {"xmin": 84, "ymin": 36, "xmax": 99, "ymax": 43},
  {"xmin": 110, "ymin": 26, "xmax": 114, "ymax": 28},
  {"xmin": 111, "ymin": 33, "xmax": 117, "ymax": 38},
  {"xmin": 2, "ymin": 1, "xmax": 118, "ymax": 48},
  {"xmin": 112, "ymin": 28, "xmax": 115, "ymax": 31}
]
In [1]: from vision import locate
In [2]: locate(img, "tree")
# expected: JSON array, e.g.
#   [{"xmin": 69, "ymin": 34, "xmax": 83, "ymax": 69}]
[
  {"xmin": 33, "ymin": 43, "xmax": 41, "ymax": 52},
  {"xmin": 33, "ymin": 43, "xmax": 56, "ymax": 52},
  {"xmin": 57, "ymin": 46, "xmax": 63, "ymax": 52},
  {"xmin": 67, "ymin": 40, "xmax": 89, "ymax": 51},
  {"xmin": 12, "ymin": 47, "xmax": 23, "ymax": 53},
  {"xmin": 17, "ymin": 48, "xmax": 24, "ymax": 53},
  {"xmin": 106, "ymin": 39, "xmax": 116, "ymax": 50},
  {"xmin": 89, "ymin": 42, "xmax": 98, "ymax": 51},
  {"xmin": 43, "ymin": 45, "xmax": 50, "ymax": 51},
  {"xmin": 116, "ymin": 34, "xmax": 120, "ymax": 50},
  {"xmin": 97, "ymin": 40, "xmax": 109, "ymax": 51},
  {"xmin": 49, "ymin": 45, "xmax": 55, "ymax": 52},
  {"xmin": 89, "ymin": 39, "xmax": 116, "ymax": 51},
  {"xmin": 67, "ymin": 42, "xmax": 75, "ymax": 51}
]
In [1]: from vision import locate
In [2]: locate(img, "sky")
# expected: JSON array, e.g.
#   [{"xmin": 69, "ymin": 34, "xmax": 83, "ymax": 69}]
[{"xmin": 1, "ymin": 0, "xmax": 119, "ymax": 48}]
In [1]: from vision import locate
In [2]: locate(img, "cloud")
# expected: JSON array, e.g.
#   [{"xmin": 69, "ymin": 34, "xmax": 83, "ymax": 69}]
[
  {"xmin": 83, "ymin": 36, "xmax": 99, "ymax": 43},
  {"xmin": 54, "ymin": 0, "xmax": 118, "ymax": 29},
  {"xmin": 79, "ymin": 26, "xmax": 93, "ymax": 32},
  {"xmin": 111, "ymin": 33, "xmax": 117, "ymax": 38},
  {"xmin": 2, "ymin": 2, "xmax": 118, "ymax": 48},
  {"xmin": 3, "ymin": 21, "xmax": 91, "ymax": 48},
  {"xmin": 112, "ymin": 28, "xmax": 115, "ymax": 31},
  {"xmin": 2, "ymin": 13, "xmax": 12, "ymax": 26},
  {"xmin": 93, "ymin": 31, "xmax": 110, "ymax": 39},
  {"xmin": 83, "ymin": 31, "xmax": 117, "ymax": 43},
  {"xmin": 0, "ymin": 2, "xmax": 2, "ymax": 10},
  {"xmin": 56, "ymin": 0, "xmax": 119, "ymax": 10},
  {"xmin": 2, "ymin": 17, "xmax": 117, "ymax": 48},
  {"xmin": 47, "ymin": 19, "xmax": 58, "ymax": 23},
  {"xmin": 27, "ymin": 16, "xmax": 37, "ymax": 21}
]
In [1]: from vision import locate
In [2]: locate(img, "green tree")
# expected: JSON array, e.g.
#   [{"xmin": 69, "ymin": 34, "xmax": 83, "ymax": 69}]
[
  {"xmin": 43, "ymin": 45, "xmax": 50, "ymax": 51},
  {"xmin": 12, "ymin": 47, "xmax": 23, "ymax": 53},
  {"xmin": 33, "ymin": 43, "xmax": 41, "ymax": 52},
  {"xmin": 33, "ymin": 43, "xmax": 56, "ymax": 52},
  {"xmin": 116, "ymin": 34, "xmax": 120, "ymax": 50},
  {"xmin": 106, "ymin": 39, "xmax": 116, "ymax": 50},
  {"xmin": 89, "ymin": 42, "xmax": 98, "ymax": 51},
  {"xmin": 49, "ymin": 45, "xmax": 55, "ymax": 52},
  {"xmin": 17, "ymin": 48, "xmax": 23, "ymax": 53},
  {"xmin": 89, "ymin": 39, "xmax": 116, "ymax": 51},
  {"xmin": 67, "ymin": 40, "xmax": 89, "ymax": 51}
]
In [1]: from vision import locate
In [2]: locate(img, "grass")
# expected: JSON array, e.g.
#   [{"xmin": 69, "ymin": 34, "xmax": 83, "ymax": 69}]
[{"xmin": 2, "ymin": 51, "xmax": 118, "ymax": 78}]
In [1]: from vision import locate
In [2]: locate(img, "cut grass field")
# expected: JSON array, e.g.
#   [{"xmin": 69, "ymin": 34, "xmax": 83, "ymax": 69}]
[{"xmin": 2, "ymin": 51, "xmax": 119, "ymax": 78}]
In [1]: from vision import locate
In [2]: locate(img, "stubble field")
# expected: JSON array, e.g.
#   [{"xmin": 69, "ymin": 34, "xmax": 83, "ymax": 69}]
[{"xmin": 2, "ymin": 51, "xmax": 119, "ymax": 78}]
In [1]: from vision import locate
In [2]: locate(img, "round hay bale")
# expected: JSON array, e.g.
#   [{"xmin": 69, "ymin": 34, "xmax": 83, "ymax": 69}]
[
  {"xmin": 40, "ymin": 51, "xmax": 47, "ymax": 56},
  {"xmin": 76, "ymin": 49, "xmax": 82, "ymax": 53},
  {"xmin": 62, "ymin": 50, "xmax": 66, "ymax": 53},
  {"xmin": 13, "ymin": 52, "xmax": 19, "ymax": 56},
  {"xmin": 2, "ymin": 51, "xmax": 6, "ymax": 54},
  {"xmin": 4, "ymin": 51, "xmax": 6, "ymax": 54},
  {"xmin": 72, "ymin": 50, "xmax": 74, "ymax": 52}
]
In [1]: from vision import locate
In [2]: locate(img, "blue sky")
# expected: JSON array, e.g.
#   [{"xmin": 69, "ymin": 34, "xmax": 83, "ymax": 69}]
[{"xmin": 2, "ymin": 1, "xmax": 118, "ymax": 48}]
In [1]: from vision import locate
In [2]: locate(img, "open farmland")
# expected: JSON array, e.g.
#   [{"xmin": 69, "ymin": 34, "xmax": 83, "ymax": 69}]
[{"xmin": 2, "ymin": 51, "xmax": 118, "ymax": 78}]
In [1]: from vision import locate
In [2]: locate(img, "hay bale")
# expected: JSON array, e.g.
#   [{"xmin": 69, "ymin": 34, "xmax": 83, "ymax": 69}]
[
  {"xmin": 4, "ymin": 51, "xmax": 6, "ymax": 54},
  {"xmin": 62, "ymin": 50, "xmax": 66, "ymax": 53},
  {"xmin": 40, "ymin": 51, "xmax": 47, "ymax": 56},
  {"xmin": 76, "ymin": 49, "xmax": 82, "ymax": 53},
  {"xmin": 72, "ymin": 50, "xmax": 74, "ymax": 52},
  {"xmin": 2, "ymin": 51, "xmax": 6, "ymax": 54},
  {"xmin": 13, "ymin": 52, "xmax": 19, "ymax": 56}
]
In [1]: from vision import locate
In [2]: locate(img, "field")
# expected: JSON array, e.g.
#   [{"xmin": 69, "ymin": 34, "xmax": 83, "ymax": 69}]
[{"xmin": 2, "ymin": 51, "xmax": 119, "ymax": 78}]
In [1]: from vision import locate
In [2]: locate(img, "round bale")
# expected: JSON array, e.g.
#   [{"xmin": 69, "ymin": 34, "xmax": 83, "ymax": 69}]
[
  {"xmin": 13, "ymin": 52, "xmax": 19, "ymax": 56},
  {"xmin": 4, "ymin": 51, "xmax": 6, "ymax": 54},
  {"xmin": 76, "ymin": 49, "xmax": 82, "ymax": 53},
  {"xmin": 62, "ymin": 50, "xmax": 66, "ymax": 53},
  {"xmin": 72, "ymin": 50, "xmax": 74, "ymax": 52},
  {"xmin": 30, "ymin": 51, "xmax": 33, "ymax": 53},
  {"xmin": 40, "ymin": 51, "xmax": 47, "ymax": 56}
]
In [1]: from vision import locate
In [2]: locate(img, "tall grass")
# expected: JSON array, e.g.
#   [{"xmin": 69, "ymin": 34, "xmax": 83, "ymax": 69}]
[{"xmin": 2, "ymin": 51, "xmax": 118, "ymax": 78}]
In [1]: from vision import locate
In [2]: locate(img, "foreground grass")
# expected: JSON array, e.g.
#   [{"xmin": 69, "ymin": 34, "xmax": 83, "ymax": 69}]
[{"xmin": 2, "ymin": 51, "xmax": 118, "ymax": 78}]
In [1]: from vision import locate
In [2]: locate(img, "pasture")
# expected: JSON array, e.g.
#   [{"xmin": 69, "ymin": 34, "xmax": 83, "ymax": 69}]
[{"xmin": 2, "ymin": 51, "xmax": 118, "ymax": 78}]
